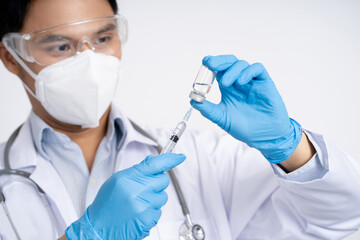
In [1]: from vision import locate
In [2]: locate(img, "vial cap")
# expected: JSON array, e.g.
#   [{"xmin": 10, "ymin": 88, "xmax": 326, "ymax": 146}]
[{"xmin": 189, "ymin": 91, "xmax": 206, "ymax": 103}]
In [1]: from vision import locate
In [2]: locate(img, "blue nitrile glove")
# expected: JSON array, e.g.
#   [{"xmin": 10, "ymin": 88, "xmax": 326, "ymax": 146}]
[
  {"xmin": 191, "ymin": 55, "xmax": 302, "ymax": 163},
  {"xmin": 65, "ymin": 153, "xmax": 186, "ymax": 240}
]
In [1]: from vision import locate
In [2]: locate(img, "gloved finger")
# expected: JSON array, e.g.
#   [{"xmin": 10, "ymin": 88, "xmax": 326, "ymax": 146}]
[
  {"xmin": 219, "ymin": 60, "xmax": 250, "ymax": 88},
  {"xmin": 148, "ymin": 172, "xmax": 170, "ymax": 192},
  {"xmin": 191, "ymin": 100, "xmax": 225, "ymax": 126},
  {"xmin": 140, "ymin": 191, "xmax": 168, "ymax": 210},
  {"xmin": 139, "ymin": 209, "xmax": 162, "ymax": 233},
  {"xmin": 236, "ymin": 62, "xmax": 272, "ymax": 86},
  {"xmin": 202, "ymin": 55, "xmax": 239, "ymax": 72},
  {"xmin": 135, "ymin": 153, "xmax": 186, "ymax": 176}
]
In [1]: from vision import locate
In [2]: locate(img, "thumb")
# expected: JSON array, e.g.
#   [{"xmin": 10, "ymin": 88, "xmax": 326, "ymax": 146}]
[
  {"xmin": 191, "ymin": 100, "xmax": 224, "ymax": 125},
  {"xmin": 135, "ymin": 153, "xmax": 186, "ymax": 175}
]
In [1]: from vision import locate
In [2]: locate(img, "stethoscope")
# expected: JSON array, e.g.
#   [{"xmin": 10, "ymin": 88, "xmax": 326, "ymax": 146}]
[
  {"xmin": 0, "ymin": 125, "xmax": 62, "ymax": 239},
  {"xmin": 0, "ymin": 122, "xmax": 205, "ymax": 240}
]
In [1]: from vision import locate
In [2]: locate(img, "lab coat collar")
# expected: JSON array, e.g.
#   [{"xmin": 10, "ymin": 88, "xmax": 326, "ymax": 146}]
[
  {"xmin": 111, "ymin": 104, "xmax": 159, "ymax": 149},
  {"xmin": 107, "ymin": 105, "xmax": 126, "ymax": 151}
]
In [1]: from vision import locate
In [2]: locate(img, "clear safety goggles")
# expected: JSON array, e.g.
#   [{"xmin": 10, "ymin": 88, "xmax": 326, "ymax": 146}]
[{"xmin": 2, "ymin": 15, "xmax": 128, "ymax": 66}]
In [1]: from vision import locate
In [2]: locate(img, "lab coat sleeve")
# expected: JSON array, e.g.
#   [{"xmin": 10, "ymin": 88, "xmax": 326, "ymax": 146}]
[
  {"xmin": 238, "ymin": 130, "xmax": 360, "ymax": 239},
  {"xmin": 271, "ymin": 130, "xmax": 329, "ymax": 182}
]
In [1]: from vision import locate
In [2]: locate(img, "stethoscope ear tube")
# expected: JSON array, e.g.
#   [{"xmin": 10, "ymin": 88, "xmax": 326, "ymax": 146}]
[
  {"xmin": 4, "ymin": 125, "xmax": 22, "ymax": 170},
  {"xmin": 0, "ymin": 192, "xmax": 5, "ymax": 202}
]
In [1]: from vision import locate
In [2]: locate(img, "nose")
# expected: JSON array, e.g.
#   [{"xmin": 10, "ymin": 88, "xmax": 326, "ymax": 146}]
[{"xmin": 77, "ymin": 37, "xmax": 95, "ymax": 53}]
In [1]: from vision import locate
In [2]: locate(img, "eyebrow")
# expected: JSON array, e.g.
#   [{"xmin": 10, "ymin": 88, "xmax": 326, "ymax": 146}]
[
  {"xmin": 36, "ymin": 23, "xmax": 116, "ymax": 44},
  {"xmin": 37, "ymin": 35, "xmax": 72, "ymax": 44},
  {"xmin": 96, "ymin": 23, "xmax": 116, "ymax": 35}
]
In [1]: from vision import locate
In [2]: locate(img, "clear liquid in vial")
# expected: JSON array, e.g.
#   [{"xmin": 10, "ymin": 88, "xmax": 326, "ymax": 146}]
[{"xmin": 193, "ymin": 82, "xmax": 211, "ymax": 95}]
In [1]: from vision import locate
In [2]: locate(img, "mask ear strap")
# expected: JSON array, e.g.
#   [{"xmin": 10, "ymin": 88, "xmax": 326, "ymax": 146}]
[{"xmin": 22, "ymin": 82, "xmax": 37, "ymax": 99}]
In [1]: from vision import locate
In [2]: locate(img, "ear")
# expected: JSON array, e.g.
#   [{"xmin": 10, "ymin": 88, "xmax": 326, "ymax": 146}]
[{"xmin": 0, "ymin": 42, "xmax": 21, "ymax": 77}]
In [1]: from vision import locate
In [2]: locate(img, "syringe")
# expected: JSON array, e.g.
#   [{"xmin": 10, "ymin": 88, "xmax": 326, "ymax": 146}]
[{"xmin": 160, "ymin": 107, "xmax": 193, "ymax": 154}]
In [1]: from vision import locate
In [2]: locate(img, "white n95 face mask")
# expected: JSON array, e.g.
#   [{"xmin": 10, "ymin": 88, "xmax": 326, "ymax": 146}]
[{"xmin": 21, "ymin": 50, "xmax": 122, "ymax": 128}]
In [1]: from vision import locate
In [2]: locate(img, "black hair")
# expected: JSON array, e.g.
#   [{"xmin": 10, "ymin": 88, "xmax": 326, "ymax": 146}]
[{"xmin": 0, "ymin": 0, "xmax": 118, "ymax": 40}]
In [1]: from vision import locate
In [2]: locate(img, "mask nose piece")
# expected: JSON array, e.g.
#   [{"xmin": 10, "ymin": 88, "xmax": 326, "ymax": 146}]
[{"xmin": 77, "ymin": 37, "xmax": 95, "ymax": 54}]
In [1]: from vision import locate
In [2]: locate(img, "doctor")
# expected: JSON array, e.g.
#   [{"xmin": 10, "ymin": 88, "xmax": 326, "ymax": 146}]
[{"xmin": 0, "ymin": 0, "xmax": 360, "ymax": 239}]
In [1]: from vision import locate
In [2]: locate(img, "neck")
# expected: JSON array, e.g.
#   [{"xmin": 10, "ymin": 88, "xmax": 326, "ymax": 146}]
[
  {"xmin": 32, "ymin": 101, "xmax": 111, "ymax": 172},
  {"xmin": 55, "ymin": 112, "xmax": 110, "ymax": 172}
]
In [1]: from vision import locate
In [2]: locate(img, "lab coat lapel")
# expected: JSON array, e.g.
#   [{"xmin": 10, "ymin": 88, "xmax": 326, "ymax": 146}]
[
  {"xmin": 228, "ymin": 151, "xmax": 279, "ymax": 237},
  {"xmin": 30, "ymin": 155, "xmax": 78, "ymax": 227},
  {"xmin": 7, "ymin": 118, "xmax": 78, "ymax": 230},
  {"xmin": 196, "ymin": 153, "xmax": 234, "ymax": 239},
  {"xmin": 114, "ymin": 116, "xmax": 159, "ymax": 171}
]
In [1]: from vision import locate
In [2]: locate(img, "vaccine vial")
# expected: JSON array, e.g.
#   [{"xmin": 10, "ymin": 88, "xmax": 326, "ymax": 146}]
[{"xmin": 189, "ymin": 65, "xmax": 216, "ymax": 103}]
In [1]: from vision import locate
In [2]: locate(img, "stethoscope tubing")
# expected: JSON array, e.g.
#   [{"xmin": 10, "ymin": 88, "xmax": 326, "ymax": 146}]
[
  {"xmin": 130, "ymin": 121, "xmax": 205, "ymax": 240},
  {"xmin": 1, "ymin": 124, "xmax": 61, "ymax": 239},
  {"xmin": 1, "ymin": 121, "xmax": 204, "ymax": 240},
  {"xmin": 130, "ymin": 121, "xmax": 193, "ymax": 216}
]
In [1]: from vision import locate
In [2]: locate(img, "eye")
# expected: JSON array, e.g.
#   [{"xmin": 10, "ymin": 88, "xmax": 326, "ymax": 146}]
[
  {"xmin": 46, "ymin": 43, "xmax": 71, "ymax": 54},
  {"xmin": 95, "ymin": 36, "xmax": 112, "ymax": 45},
  {"xmin": 58, "ymin": 44, "xmax": 69, "ymax": 51}
]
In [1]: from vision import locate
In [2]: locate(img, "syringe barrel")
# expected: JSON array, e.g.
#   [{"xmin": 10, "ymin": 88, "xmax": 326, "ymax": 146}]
[
  {"xmin": 172, "ymin": 121, "xmax": 186, "ymax": 139},
  {"xmin": 160, "ymin": 140, "xmax": 176, "ymax": 154},
  {"xmin": 160, "ymin": 121, "xmax": 187, "ymax": 154}
]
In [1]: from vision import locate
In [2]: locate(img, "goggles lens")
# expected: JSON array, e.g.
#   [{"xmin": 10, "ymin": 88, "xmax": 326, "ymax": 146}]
[{"xmin": 4, "ymin": 15, "xmax": 127, "ymax": 66}]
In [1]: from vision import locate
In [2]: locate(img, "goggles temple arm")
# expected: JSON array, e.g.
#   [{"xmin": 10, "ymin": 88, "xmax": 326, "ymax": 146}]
[{"xmin": 2, "ymin": 37, "xmax": 38, "ymax": 79}]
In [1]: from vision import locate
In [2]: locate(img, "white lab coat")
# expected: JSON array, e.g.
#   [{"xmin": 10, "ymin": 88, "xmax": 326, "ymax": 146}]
[{"xmin": 1, "ymin": 114, "xmax": 360, "ymax": 240}]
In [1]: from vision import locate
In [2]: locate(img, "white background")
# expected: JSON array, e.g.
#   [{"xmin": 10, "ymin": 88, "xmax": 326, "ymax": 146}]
[{"xmin": 0, "ymin": 0, "xmax": 359, "ymax": 239}]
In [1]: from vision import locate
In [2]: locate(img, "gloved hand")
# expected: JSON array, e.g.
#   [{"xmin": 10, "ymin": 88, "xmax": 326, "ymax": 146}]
[
  {"xmin": 192, "ymin": 55, "xmax": 302, "ymax": 163},
  {"xmin": 65, "ymin": 153, "xmax": 186, "ymax": 240}
]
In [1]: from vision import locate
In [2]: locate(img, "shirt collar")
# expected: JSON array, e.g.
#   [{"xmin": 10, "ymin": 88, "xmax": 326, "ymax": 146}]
[{"xmin": 29, "ymin": 111, "xmax": 53, "ymax": 158}]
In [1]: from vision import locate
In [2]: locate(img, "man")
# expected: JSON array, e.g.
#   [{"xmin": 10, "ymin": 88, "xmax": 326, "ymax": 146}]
[{"xmin": 0, "ymin": 0, "xmax": 359, "ymax": 239}]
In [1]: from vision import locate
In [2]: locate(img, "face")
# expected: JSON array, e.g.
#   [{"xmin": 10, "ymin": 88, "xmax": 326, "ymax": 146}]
[{"xmin": 0, "ymin": 0, "xmax": 121, "ymax": 130}]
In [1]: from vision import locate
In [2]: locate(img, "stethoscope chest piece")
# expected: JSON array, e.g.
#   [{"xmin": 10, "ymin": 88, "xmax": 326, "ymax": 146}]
[{"xmin": 179, "ymin": 222, "xmax": 205, "ymax": 240}]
